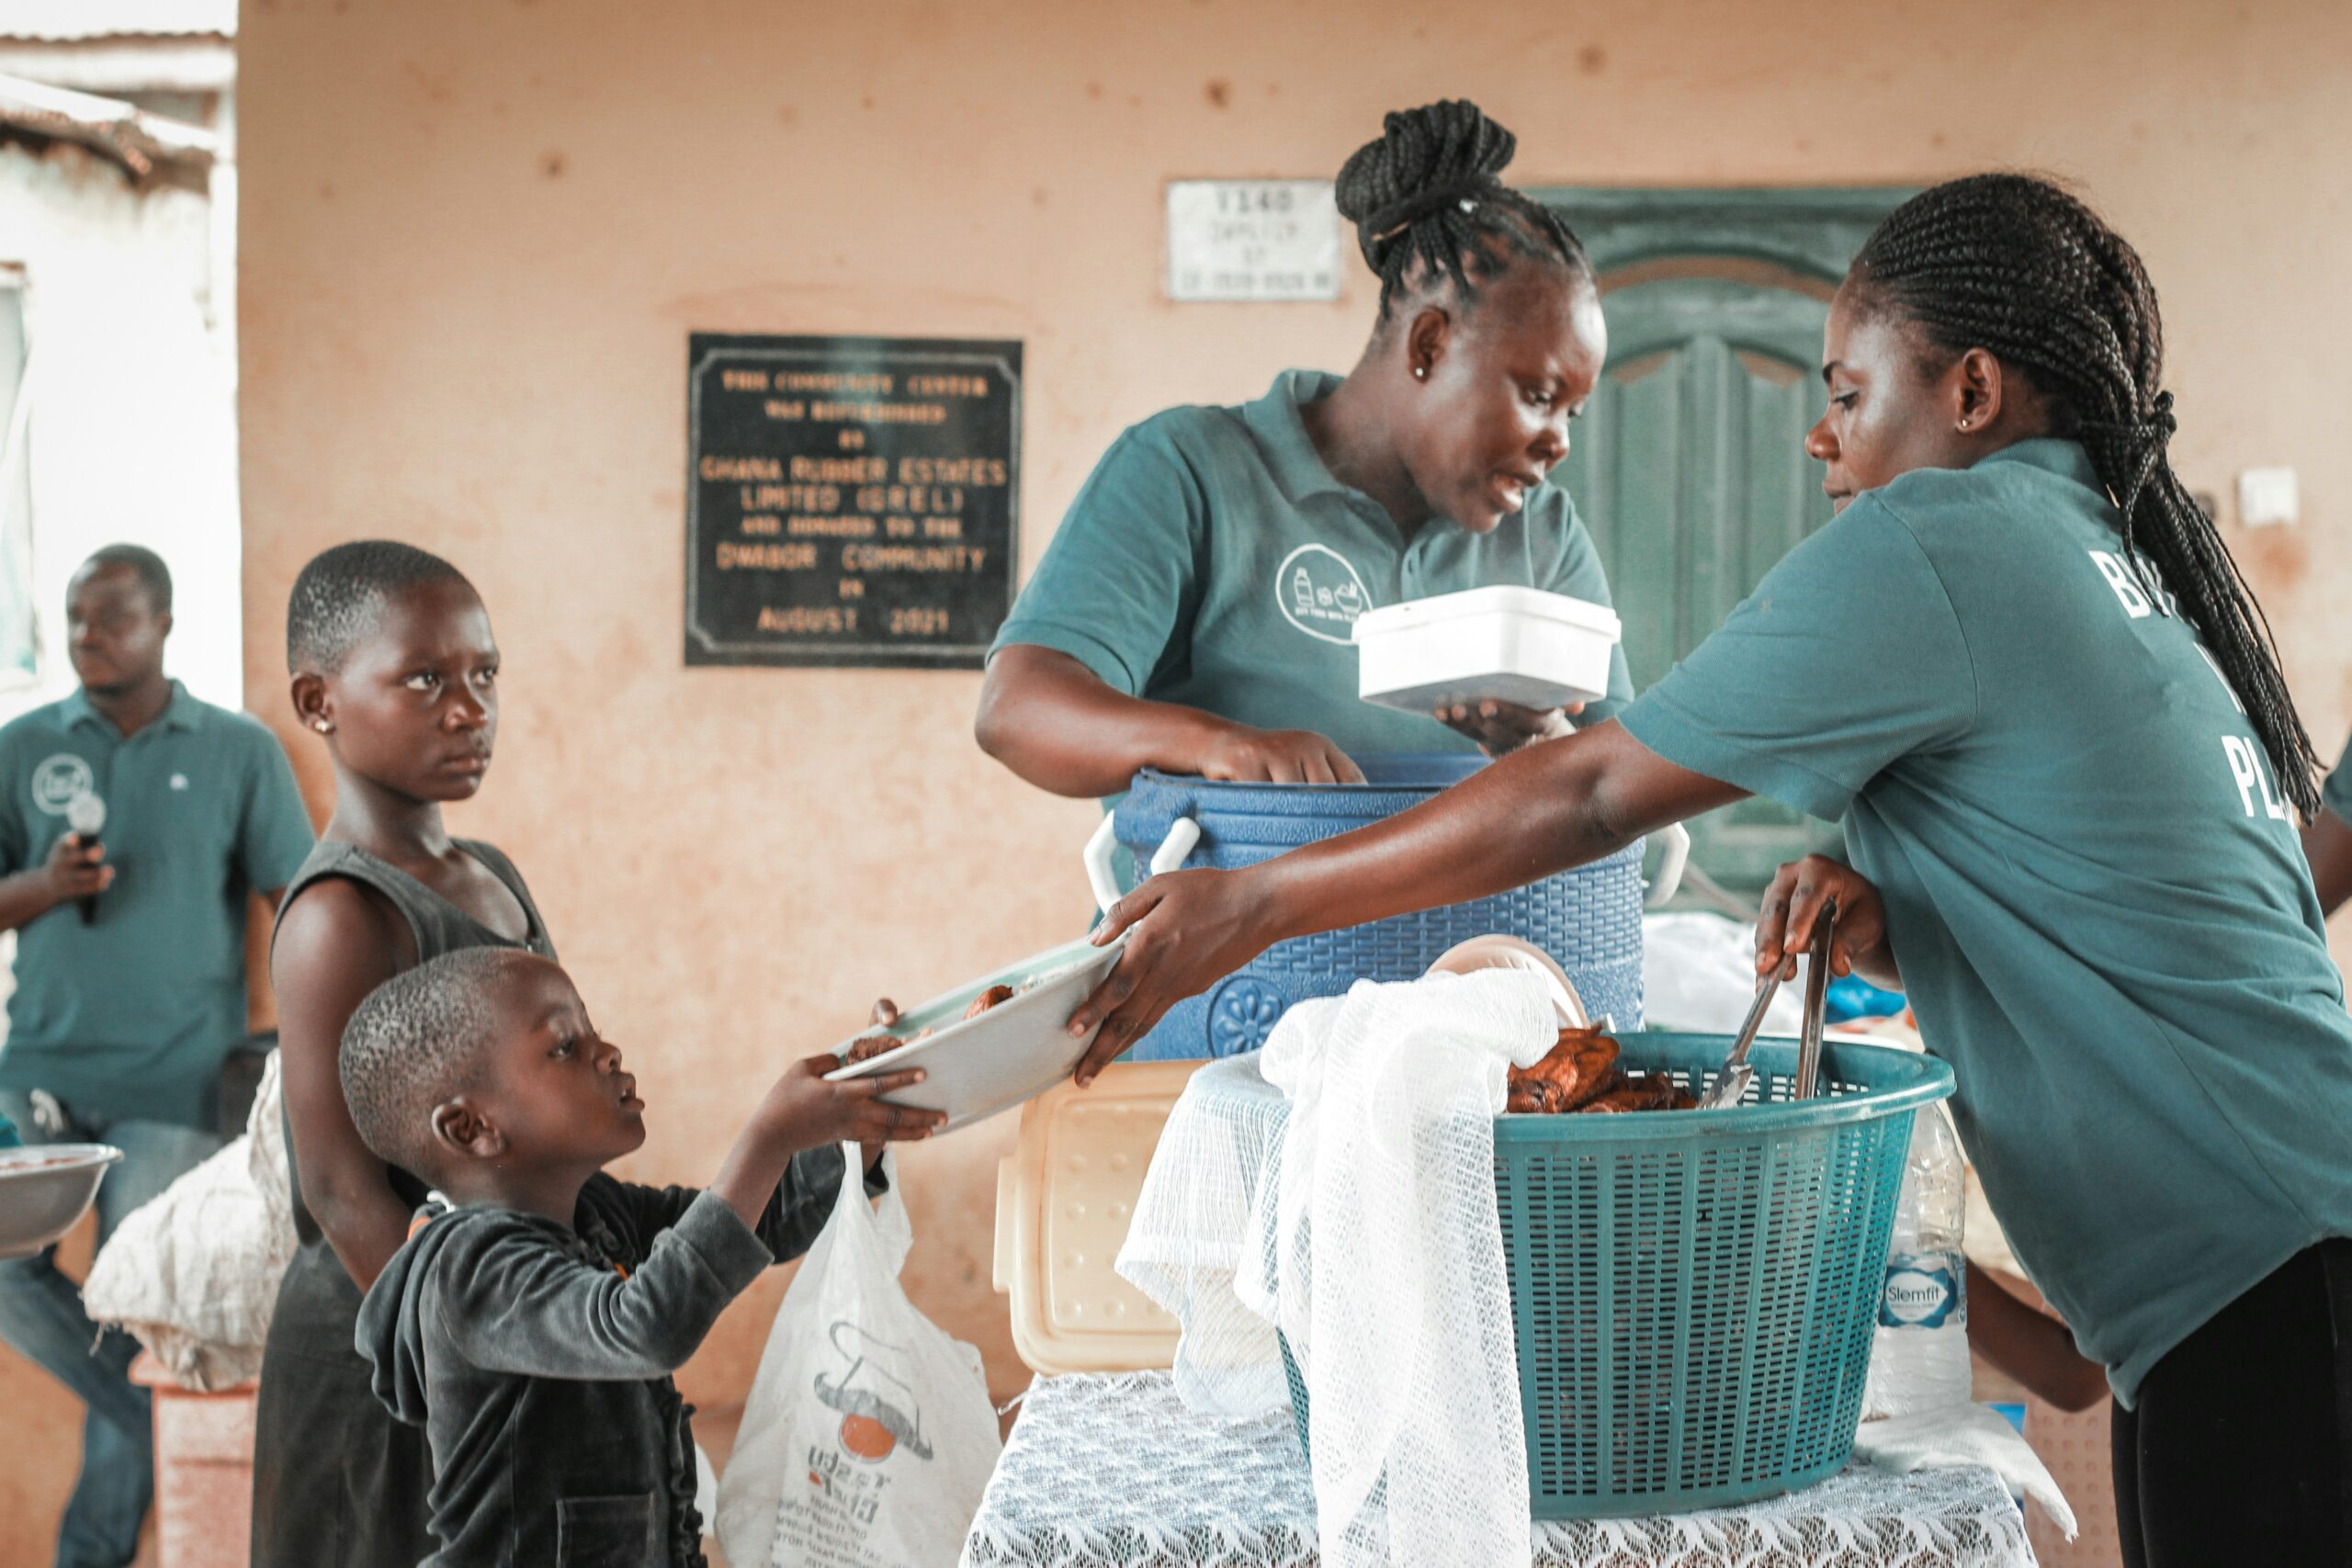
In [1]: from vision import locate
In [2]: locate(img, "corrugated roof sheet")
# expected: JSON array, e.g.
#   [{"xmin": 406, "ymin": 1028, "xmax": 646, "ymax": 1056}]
[
  {"xmin": 0, "ymin": 1, "xmax": 234, "ymax": 41},
  {"xmin": 0, "ymin": 73, "xmax": 216, "ymax": 176}
]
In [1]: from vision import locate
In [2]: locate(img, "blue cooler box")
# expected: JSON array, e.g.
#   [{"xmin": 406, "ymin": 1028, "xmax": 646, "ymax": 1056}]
[{"xmin": 1102, "ymin": 754, "xmax": 1647, "ymax": 1060}]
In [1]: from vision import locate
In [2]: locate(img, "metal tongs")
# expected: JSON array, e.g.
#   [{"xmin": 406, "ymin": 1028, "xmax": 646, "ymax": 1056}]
[{"xmin": 1695, "ymin": 897, "xmax": 1838, "ymax": 1109}]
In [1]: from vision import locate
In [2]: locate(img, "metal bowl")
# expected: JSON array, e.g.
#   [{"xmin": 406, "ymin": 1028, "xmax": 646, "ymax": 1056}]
[{"xmin": 0, "ymin": 1144, "xmax": 122, "ymax": 1259}]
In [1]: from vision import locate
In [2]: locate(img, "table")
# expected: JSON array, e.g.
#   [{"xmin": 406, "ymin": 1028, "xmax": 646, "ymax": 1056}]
[{"xmin": 963, "ymin": 1372, "xmax": 2035, "ymax": 1568}]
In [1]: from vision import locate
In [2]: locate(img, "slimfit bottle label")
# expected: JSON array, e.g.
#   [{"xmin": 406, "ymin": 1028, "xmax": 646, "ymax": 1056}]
[{"xmin": 1879, "ymin": 1252, "xmax": 1965, "ymax": 1329}]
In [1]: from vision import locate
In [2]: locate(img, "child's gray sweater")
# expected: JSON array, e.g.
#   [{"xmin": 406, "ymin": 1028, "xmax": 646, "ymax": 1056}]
[{"xmin": 356, "ymin": 1150, "xmax": 865, "ymax": 1567}]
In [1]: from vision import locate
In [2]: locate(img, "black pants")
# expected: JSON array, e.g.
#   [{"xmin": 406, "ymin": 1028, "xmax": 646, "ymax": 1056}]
[{"xmin": 2114, "ymin": 1238, "xmax": 2352, "ymax": 1567}]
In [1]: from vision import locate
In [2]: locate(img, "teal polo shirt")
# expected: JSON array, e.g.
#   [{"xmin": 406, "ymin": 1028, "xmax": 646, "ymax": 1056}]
[
  {"xmin": 2324, "ymin": 733, "xmax": 2352, "ymax": 826},
  {"xmin": 0, "ymin": 682, "xmax": 315, "ymax": 1128},
  {"xmin": 991, "ymin": 370, "xmax": 1634, "ymax": 770},
  {"xmin": 1622, "ymin": 439, "xmax": 2352, "ymax": 1405}
]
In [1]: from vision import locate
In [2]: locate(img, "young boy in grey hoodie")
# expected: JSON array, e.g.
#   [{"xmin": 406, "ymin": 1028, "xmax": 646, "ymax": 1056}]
[{"xmin": 345, "ymin": 947, "xmax": 944, "ymax": 1567}]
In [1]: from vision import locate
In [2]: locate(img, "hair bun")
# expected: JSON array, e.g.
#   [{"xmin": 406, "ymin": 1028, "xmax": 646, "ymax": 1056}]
[{"xmin": 1334, "ymin": 99, "xmax": 1519, "ymax": 230}]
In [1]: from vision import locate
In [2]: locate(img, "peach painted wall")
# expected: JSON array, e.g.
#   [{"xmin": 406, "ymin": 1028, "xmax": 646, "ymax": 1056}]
[
  {"xmin": 232, "ymin": 0, "xmax": 2352, "ymax": 1432},
  {"xmin": 19, "ymin": 0, "xmax": 2352, "ymax": 1551}
]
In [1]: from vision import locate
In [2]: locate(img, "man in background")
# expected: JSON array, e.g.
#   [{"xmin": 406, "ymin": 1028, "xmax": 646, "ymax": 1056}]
[{"xmin": 0, "ymin": 545, "xmax": 312, "ymax": 1568}]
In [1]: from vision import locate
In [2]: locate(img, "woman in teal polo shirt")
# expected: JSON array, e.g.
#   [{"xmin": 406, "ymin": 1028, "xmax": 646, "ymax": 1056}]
[
  {"xmin": 976, "ymin": 100, "xmax": 1633, "ymax": 795},
  {"xmin": 1071, "ymin": 175, "xmax": 2352, "ymax": 1563}
]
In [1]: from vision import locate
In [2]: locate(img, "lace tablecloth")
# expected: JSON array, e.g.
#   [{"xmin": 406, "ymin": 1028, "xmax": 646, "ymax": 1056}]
[{"xmin": 962, "ymin": 1373, "xmax": 2034, "ymax": 1568}]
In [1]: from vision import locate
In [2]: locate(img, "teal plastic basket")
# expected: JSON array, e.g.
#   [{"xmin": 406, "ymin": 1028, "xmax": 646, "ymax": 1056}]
[{"xmin": 1278, "ymin": 1033, "xmax": 1953, "ymax": 1519}]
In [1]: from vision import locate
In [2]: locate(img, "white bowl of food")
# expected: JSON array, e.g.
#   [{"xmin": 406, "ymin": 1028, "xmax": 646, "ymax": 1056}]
[
  {"xmin": 825, "ymin": 937, "xmax": 1126, "ymax": 1133},
  {"xmin": 1352, "ymin": 585, "xmax": 1621, "ymax": 715},
  {"xmin": 0, "ymin": 1144, "xmax": 122, "ymax": 1259}
]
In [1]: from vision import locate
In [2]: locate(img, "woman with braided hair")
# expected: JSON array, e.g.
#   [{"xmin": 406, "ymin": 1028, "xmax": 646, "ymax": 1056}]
[
  {"xmin": 977, "ymin": 99, "xmax": 1632, "ymax": 797},
  {"xmin": 1069, "ymin": 173, "xmax": 2352, "ymax": 1562}
]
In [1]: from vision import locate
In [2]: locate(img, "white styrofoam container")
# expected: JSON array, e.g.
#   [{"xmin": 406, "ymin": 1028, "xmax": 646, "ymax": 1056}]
[{"xmin": 1352, "ymin": 585, "xmax": 1623, "ymax": 713}]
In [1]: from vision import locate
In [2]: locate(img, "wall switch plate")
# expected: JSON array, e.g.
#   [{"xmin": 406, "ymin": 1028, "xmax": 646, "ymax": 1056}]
[{"xmin": 2238, "ymin": 467, "xmax": 2299, "ymax": 527}]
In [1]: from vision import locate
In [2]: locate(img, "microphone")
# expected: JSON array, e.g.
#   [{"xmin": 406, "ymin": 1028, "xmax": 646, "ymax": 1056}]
[{"xmin": 65, "ymin": 793, "xmax": 105, "ymax": 925}]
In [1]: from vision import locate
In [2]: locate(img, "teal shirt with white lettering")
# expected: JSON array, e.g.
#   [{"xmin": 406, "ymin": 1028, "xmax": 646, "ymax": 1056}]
[
  {"xmin": 990, "ymin": 370, "xmax": 1634, "ymax": 767},
  {"xmin": 0, "ymin": 682, "xmax": 315, "ymax": 1128},
  {"xmin": 1622, "ymin": 439, "xmax": 2352, "ymax": 1406}
]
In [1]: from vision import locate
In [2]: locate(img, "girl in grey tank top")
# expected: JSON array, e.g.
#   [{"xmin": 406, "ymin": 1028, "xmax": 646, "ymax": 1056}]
[
  {"xmin": 273, "ymin": 840, "xmax": 555, "ymax": 1244},
  {"xmin": 251, "ymin": 846, "xmax": 555, "ymax": 1568},
  {"xmin": 252, "ymin": 840, "xmax": 555, "ymax": 1568},
  {"xmin": 256, "ymin": 541, "xmax": 555, "ymax": 1568}
]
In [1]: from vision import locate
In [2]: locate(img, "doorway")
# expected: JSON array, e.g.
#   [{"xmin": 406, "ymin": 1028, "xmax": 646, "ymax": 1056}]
[{"xmin": 1540, "ymin": 187, "xmax": 1911, "ymax": 899}]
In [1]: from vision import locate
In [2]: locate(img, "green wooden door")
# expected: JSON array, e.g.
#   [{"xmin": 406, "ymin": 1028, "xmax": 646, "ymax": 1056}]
[
  {"xmin": 1537, "ymin": 188, "xmax": 1910, "ymax": 901},
  {"xmin": 1554, "ymin": 276, "xmax": 1841, "ymax": 896}
]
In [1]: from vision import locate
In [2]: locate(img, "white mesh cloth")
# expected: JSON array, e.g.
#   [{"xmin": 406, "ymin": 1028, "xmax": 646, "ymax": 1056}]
[
  {"xmin": 960, "ymin": 1372, "xmax": 2036, "ymax": 1568},
  {"xmin": 1120, "ymin": 971, "xmax": 1561, "ymax": 1568},
  {"xmin": 1114, "ymin": 1052, "xmax": 1293, "ymax": 1416}
]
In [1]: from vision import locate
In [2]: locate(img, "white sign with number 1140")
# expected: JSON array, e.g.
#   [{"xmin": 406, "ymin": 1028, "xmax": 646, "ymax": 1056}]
[{"xmin": 1165, "ymin": 179, "xmax": 1341, "ymax": 303}]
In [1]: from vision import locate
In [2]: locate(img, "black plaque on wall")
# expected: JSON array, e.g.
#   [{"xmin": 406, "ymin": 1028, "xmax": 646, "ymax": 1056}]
[{"xmin": 684, "ymin": 333, "xmax": 1022, "ymax": 668}]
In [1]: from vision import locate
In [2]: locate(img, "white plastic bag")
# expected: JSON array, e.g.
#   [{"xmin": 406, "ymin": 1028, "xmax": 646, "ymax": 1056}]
[
  {"xmin": 716, "ymin": 1149, "xmax": 1001, "ymax": 1568},
  {"xmin": 1642, "ymin": 911, "xmax": 1807, "ymax": 1034},
  {"xmin": 84, "ymin": 1052, "xmax": 297, "ymax": 1390}
]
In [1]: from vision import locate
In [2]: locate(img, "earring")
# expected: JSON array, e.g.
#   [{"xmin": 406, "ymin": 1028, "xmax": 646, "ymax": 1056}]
[
  {"xmin": 1413, "ymin": 365, "xmax": 1429, "ymax": 381},
  {"xmin": 312, "ymin": 719, "xmax": 333, "ymax": 734}
]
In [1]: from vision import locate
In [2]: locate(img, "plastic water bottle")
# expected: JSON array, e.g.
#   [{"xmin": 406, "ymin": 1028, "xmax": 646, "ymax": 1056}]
[{"xmin": 1860, "ymin": 1104, "xmax": 1972, "ymax": 1419}]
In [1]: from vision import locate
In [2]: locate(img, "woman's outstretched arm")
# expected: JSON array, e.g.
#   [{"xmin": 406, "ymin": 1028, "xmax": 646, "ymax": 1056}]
[{"xmin": 1066, "ymin": 720, "xmax": 1744, "ymax": 1077}]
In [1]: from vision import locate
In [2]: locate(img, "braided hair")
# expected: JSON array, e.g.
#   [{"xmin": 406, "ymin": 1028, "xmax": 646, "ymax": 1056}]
[
  {"xmin": 1333, "ymin": 99, "xmax": 1591, "ymax": 323},
  {"xmin": 1851, "ymin": 174, "xmax": 2322, "ymax": 818}
]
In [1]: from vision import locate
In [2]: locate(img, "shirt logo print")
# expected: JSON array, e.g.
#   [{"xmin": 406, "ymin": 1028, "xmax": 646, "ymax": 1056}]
[
  {"xmin": 31, "ymin": 754, "xmax": 94, "ymax": 816},
  {"xmin": 1274, "ymin": 544, "xmax": 1374, "ymax": 647}
]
